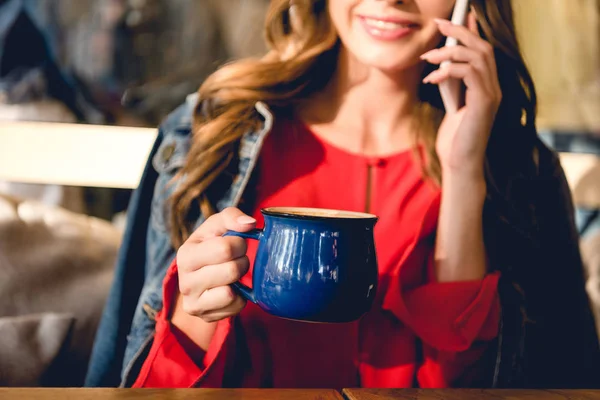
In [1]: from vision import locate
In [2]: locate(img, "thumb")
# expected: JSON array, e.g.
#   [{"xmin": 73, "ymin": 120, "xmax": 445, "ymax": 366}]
[{"xmin": 189, "ymin": 207, "xmax": 256, "ymax": 242}]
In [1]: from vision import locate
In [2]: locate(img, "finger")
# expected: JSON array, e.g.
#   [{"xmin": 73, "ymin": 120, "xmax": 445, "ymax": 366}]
[
  {"xmin": 182, "ymin": 285, "xmax": 245, "ymax": 319},
  {"xmin": 467, "ymin": 9, "xmax": 480, "ymax": 36},
  {"xmin": 469, "ymin": 10, "xmax": 499, "ymax": 81},
  {"xmin": 433, "ymin": 17, "xmax": 497, "ymax": 85},
  {"xmin": 427, "ymin": 64, "xmax": 500, "ymax": 109},
  {"xmin": 199, "ymin": 295, "xmax": 247, "ymax": 323},
  {"xmin": 179, "ymin": 256, "xmax": 250, "ymax": 295},
  {"xmin": 424, "ymin": 63, "xmax": 477, "ymax": 85},
  {"xmin": 421, "ymin": 46, "xmax": 484, "ymax": 69},
  {"xmin": 188, "ymin": 207, "xmax": 256, "ymax": 243},
  {"xmin": 423, "ymin": 63, "xmax": 489, "ymax": 97},
  {"xmin": 434, "ymin": 18, "xmax": 489, "ymax": 54},
  {"xmin": 421, "ymin": 46, "xmax": 492, "ymax": 95},
  {"xmin": 178, "ymin": 235, "xmax": 248, "ymax": 273}
]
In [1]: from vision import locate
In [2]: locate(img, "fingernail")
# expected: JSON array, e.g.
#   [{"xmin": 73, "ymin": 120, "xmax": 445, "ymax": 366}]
[
  {"xmin": 237, "ymin": 216, "xmax": 256, "ymax": 225},
  {"xmin": 420, "ymin": 50, "xmax": 434, "ymax": 60},
  {"xmin": 423, "ymin": 70, "xmax": 439, "ymax": 84},
  {"xmin": 434, "ymin": 18, "xmax": 450, "ymax": 25}
]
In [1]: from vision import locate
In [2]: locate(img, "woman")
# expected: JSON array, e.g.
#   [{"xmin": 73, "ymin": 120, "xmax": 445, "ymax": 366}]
[{"xmin": 86, "ymin": 0, "xmax": 600, "ymax": 389}]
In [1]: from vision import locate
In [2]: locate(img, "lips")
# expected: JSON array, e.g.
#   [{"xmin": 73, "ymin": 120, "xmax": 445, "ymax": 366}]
[
  {"xmin": 361, "ymin": 17, "xmax": 417, "ymax": 31},
  {"xmin": 358, "ymin": 16, "xmax": 419, "ymax": 41}
]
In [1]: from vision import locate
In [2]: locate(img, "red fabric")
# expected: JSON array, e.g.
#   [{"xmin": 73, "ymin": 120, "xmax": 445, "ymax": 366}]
[{"xmin": 133, "ymin": 117, "xmax": 501, "ymax": 389}]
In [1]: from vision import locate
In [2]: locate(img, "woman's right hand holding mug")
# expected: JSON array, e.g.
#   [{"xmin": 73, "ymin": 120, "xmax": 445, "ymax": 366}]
[{"xmin": 176, "ymin": 207, "xmax": 257, "ymax": 322}]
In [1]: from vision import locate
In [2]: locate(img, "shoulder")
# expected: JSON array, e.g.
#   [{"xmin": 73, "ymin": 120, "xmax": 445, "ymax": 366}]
[
  {"xmin": 152, "ymin": 93, "xmax": 199, "ymax": 174},
  {"xmin": 145, "ymin": 93, "xmax": 199, "ymax": 234},
  {"xmin": 158, "ymin": 92, "xmax": 199, "ymax": 138},
  {"xmin": 154, "ymin": 95, "xmax": 274, "ymax": 164}
]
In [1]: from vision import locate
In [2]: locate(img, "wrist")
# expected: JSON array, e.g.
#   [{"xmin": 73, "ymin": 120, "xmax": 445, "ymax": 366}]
[
  {"xmin": 441, "ymin": 157, "xmax": 486, "ymax": 184},
  {"xmin": 442, "ymin": 170, "xmax": 487, "ymax": 203},
  {"xmin": 440, "ymin": 157, "xmax": 485, "ymax": 181}
]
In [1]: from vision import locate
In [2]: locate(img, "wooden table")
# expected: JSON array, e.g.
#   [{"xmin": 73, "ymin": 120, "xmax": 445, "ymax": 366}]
[
  {"xmin": 4, "ymin": 388, "xmax": 600, "ymax": 400},
  {"xmin": 0, "ymin": 389, "xmax": 343, "ymax": 400},
  {"xmin": 342, "ymin": 389, "xmax": 600, "ymax": 400}
]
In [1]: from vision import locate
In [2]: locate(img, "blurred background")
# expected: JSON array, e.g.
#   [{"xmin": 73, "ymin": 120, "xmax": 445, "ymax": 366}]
[{"xmin": 0, "ymin": 0, "xmax": 598, "ymax": 388}]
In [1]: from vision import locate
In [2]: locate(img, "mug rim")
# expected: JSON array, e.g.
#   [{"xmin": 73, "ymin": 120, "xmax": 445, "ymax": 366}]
[{"xmin": 261, "ymin": 207, "xmax": 377, "ymax": 221}]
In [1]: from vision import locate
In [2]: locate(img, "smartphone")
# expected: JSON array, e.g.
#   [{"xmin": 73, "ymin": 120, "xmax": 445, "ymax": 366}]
[{"xmin": 438, "ymin": 0, "xmax": 470, "ymax": 113}]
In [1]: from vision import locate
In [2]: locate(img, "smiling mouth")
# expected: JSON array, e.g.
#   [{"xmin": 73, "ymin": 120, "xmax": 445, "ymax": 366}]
[
  {"xmin": 361, "ymin": 17, "xmax": 417, "ymax": 31},
  {"xmin": 358, "ymin": 16, "xmax": 419, "ymax": 40}
]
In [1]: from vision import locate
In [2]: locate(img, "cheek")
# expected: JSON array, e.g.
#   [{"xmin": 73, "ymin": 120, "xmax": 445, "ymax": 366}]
[
  {"xmin": 327, "ymin": 0, "xmax": 356, "ymax": 36},
  {"xmin": 416, "ymin": 0, "xmax": 456, "ymax": 48},
  {"xmin": 416, "ymin": 0, "xmax": 456, "ymax": 20}
]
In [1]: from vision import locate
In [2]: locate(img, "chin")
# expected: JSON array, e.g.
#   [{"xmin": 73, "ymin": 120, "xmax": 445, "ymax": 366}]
[{"xmin": 355, "ymin": 51, "xmax": 419, "ymax": 73}]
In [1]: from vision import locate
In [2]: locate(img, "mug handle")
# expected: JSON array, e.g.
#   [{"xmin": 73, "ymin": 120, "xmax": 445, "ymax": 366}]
[{"xmin": 223, "ymin": 229, "xmax": 263, "ymax": 304}]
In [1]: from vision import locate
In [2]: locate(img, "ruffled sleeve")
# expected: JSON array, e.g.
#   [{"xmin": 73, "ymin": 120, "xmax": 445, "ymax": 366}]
[
  {"xmin": 382, "ymin": 194, "xmax": 501, "ymax": 353},
  {"xmin": 386, "ymin": 267, "xmax": 501, "ymax": 352}
]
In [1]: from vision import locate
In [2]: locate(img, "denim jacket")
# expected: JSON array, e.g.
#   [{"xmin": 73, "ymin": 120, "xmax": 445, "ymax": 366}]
[{"xmin": 85, "ymin": 93, "xmax": 600, "ymax": 388}]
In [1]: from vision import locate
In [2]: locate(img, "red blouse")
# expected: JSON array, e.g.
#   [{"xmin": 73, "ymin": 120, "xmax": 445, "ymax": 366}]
[{"xmin": 133, "ymin": 116, "xmax": 501, "ymax": 389}]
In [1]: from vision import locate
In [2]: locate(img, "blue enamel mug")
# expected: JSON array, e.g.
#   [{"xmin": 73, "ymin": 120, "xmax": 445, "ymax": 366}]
[{"xmin": 224, "ymin": 207, "xmax": 378, "ymax": 323}]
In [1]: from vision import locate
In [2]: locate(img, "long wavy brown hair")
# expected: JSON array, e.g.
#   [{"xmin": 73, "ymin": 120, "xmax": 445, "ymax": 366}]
[{"xmin": 169, "ymin": 0, "xmax": 538, "ymax": 249}]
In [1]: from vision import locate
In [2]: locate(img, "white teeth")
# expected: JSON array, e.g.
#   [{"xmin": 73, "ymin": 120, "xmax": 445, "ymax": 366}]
[{"xmin": 363, "ymin": 18, "xmax": 409, "ymax": 30}]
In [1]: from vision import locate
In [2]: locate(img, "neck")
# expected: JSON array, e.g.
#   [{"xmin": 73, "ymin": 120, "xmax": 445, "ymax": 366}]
[{"xmin": 303, "ymin": 47, "xmax": 424, "ymax": 143}]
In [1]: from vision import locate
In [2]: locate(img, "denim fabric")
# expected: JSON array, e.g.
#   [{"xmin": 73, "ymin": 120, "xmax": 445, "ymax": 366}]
[{"xmin": 85, "ymin": 94, "xmax": 273, "ymax": 387}]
